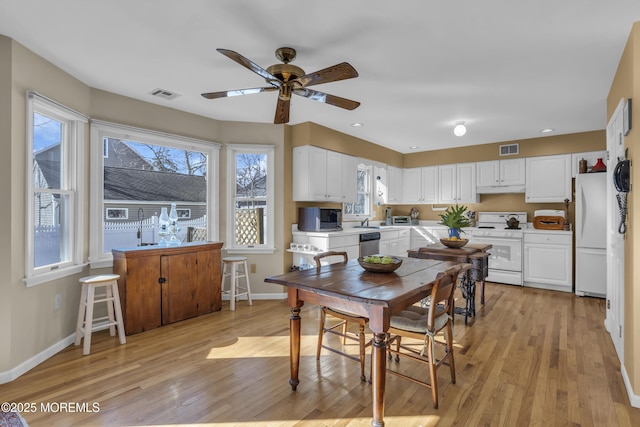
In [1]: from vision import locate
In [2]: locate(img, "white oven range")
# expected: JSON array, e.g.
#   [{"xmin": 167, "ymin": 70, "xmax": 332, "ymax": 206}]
[{"xmin": 468, "ymin": 212, "xmax": 528, "ymax": 286}]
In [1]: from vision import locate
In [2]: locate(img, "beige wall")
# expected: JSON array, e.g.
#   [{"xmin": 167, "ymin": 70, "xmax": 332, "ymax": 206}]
[
  {"xmin": 1, "ymin": 36, "xmax": 286, "ymax": 376},
  {"xmin": 608, "ymin": 21, "xmax": 640, "ymax": 394}
]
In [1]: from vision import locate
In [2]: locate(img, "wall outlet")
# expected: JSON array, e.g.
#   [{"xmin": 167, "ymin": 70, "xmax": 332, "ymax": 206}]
[
  {"xmin": 54, "ymin": 293, "xmax": 62, "ymax": 310},
  {"xmin": 250, "ymin": 264, "xmax": 256, "ymax": 274}
]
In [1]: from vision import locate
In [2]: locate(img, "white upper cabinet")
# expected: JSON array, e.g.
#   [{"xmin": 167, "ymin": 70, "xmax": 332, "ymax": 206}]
[
  {"xmin": 293, "ymin": 145, "xmax": 357, "ymax": 202},
  {"xmin": 438, "ymin": 163, "xmax": 478, "ymax": 204},
  {"xmin": 402, "ymin": 166, "xmax": 438, "ymax": 204},
  {"xmin": 525, "ymin": 154, "xmax": 571, "ymax": 203},
  {"xmin": 386, "ymin": 165, "xmax": 403, "ymax": 204},
  {"xmin": 477, "ymin": 158, "xmax": 526, "ymax": 193},
  {"xmin": 341, "ymin": 154, "xmax": 358, "ymax": 203}
]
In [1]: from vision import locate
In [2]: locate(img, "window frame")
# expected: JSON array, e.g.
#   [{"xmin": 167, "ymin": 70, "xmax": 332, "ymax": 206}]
[
  {"xmin": 89, "ymin": 120, "xmax": 220, "ymax": 268},
  {"xmin": 226, "ymin": 144, "xmax": 275, "ymax": 254},
  {"xmin": 343, "ymin": 161, "xmax": 373, "ymax": 221},
  {"xmin": 24, "ymin": 92, "xmax": 87, "ymax": 287}
]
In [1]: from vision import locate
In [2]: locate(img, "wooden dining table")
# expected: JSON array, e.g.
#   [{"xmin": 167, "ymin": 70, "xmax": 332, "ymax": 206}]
[{"xmin": 265, "ymin": 257, "xmax": 470, "ymax": 427}]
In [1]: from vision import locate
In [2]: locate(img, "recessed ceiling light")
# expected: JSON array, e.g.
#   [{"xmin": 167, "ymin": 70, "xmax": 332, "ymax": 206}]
[
  {"xmin": 351, "ymin": 122, "xmax": 363, "ymax": 127},
  {"xmin": 409, "ymin": 146, "xmax": 419, "ymax": 150},
  {"xmin": 453, "ymin": 121, "xmax": 466, "ymax": 137},
  {"xmin": 540, "ymin": 128, "xmax": 555, "ymax": 133}
]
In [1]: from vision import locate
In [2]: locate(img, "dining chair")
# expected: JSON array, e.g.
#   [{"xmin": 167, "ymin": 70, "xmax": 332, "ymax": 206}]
[
  {"xmin": 384, "ymin": 264, "xmax": 464, "ymax": 408},
  {"xmin": 314, "ymin": 251, "xmax": 371, "ymax": 382}
]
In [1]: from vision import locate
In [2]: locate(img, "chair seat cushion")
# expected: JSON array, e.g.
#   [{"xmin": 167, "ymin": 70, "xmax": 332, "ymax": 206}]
[{"xmin": 390, "ymin": 305, "xmax": 447, "ymax": 333}]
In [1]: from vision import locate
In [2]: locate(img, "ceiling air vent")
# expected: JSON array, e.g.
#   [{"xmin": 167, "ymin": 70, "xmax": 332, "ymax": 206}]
[
  {"xmin": 150, "ymin": 88, "xmax": 181, "ymax": 100},
  {"xmin": 499, "ymin": 143, "xmax": 519, "ymax": 156}
]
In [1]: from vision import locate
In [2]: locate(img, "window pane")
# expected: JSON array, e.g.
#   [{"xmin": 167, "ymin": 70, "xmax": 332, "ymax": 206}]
[
  {"xmin": 33, "ymin": 192, "xmax": 70, "ymax": 268},
  {"xmin": 102, "ymin": 138, "xmax": 208, "ymax": 251},
  {"xmin": 234, "ymin": 153, "xmax": 268, "ymax": 246},
  {"xmin": 33, "ymin": 112, "xmax": 63, "ymax": 190}
]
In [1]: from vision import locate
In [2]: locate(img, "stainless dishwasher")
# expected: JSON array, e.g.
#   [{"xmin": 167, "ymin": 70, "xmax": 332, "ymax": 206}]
[{"xmin": 359, "ymin": 232, "xmax": 381, "ymax": 257}]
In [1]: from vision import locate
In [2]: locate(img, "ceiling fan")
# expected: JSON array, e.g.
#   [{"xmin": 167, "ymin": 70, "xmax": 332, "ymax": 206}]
[{"xmin": 201, "ymin": 47, "xmax": 360, "ymax": 124}]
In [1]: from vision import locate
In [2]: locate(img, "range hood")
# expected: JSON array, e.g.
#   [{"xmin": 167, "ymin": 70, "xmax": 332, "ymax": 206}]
[{"xmin": 476, "ymin": 184, "xmax": 526, "ymax": 194}]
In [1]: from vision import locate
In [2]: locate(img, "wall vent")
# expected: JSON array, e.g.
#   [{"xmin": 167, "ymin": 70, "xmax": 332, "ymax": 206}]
[
  {"xmin": 499, "ymin": 143, "xmax": 519, "ymax": 156},
  {"xmin": 150, "ymin": 88, "xmax": 181, "ymax": 100}
]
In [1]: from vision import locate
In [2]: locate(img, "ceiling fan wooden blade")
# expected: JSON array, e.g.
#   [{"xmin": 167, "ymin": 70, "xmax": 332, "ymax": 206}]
[
  {"xmin": 293, "ymin": 88, "xmax": 360, "ymax": 110},
  {"xmin": 293, "ymin": 62, "xmax": 358, "ymax": 87},
  {"xmin": 217, "ymin": 48, "xmax": 281, "ymax": 86},
  {"xmin": 201, "ymin": 87, "xmax": 277, "ymax": 99},
  {"xmin": 274, "ymin": 97, "xmax": 290, "ymax": 124}
]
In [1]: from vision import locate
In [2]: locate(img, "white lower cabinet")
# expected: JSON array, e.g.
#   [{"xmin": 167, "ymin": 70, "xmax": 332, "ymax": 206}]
[
  {"xmin": 409, "ymin": 226, "xmax": 447, "ymax": 249},
  {"xmin": 523, "ymin": 231, "xmax": 572, "ymax": 292}
]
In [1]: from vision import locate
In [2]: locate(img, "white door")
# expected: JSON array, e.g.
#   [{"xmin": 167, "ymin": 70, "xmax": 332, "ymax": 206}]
[
  {"xmin": 575, "ymin": 173, "xmax": 607, "ymax": 249},
  {"xmin": 606, "ymin": 98, "xmax": 625, "ymax": 360}
]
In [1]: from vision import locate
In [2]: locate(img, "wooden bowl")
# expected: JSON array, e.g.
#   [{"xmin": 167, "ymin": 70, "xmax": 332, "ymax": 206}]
[
  {"xmin": 439, "ymin": 238, "xmax": 469, "ymax": 248},
  {"xmin": 358, "ymin": 256, "xmax": 403, "ymax": 273}
]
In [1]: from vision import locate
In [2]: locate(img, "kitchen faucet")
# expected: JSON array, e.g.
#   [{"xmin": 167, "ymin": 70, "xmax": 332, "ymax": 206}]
[{"xmin": 360, "ymin": 218, "xmax": 369, "ymax": 227}]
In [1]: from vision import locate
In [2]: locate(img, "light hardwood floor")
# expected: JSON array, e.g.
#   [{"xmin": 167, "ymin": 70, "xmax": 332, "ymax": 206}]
[{"xmin": 2, "ymin": 282, "xmax": 639, "ymax": 427}]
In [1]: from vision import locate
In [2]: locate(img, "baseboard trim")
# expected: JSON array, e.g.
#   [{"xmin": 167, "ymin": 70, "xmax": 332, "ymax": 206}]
[
  {"xmin": 0, "ymin": 333, "xmax": 75, "ymax": 384},
  {"xmin": 622, "ymin": 363, "xmax": 640, "ymax": 408}
]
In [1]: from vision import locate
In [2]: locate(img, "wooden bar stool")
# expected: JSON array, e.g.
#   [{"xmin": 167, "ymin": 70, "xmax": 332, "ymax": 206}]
[
  {"xmin": 75, "ymin": 274, "xmax": 126, "ymax": 355},
  {"xmin": 221, "ymin": 256, "xmax": 252, "ymax": 311}
]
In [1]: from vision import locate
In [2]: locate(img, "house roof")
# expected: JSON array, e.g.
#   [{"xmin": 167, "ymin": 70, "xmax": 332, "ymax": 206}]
[{"xmin": 104, "ymin": 167, "xmax": 206, "ymax": 202}]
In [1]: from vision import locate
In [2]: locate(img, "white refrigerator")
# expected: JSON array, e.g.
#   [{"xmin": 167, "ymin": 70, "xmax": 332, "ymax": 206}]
[{"xmin": 575, "ymin": 173, "xmax": 607, "ymax": 297}]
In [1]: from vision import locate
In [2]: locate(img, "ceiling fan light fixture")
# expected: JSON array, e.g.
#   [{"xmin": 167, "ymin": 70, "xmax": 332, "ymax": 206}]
[{"xmin": 453, "ymin": 121, "xmax": 467, "ymax": 137}]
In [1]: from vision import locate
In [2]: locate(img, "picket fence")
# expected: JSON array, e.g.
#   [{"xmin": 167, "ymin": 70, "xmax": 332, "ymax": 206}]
[{"xmin": 35, "ymin": 216, "xmax": 207, "ymax": 266}]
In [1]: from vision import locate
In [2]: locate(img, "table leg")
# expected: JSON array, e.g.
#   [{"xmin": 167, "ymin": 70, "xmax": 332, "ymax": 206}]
[
  {"xmin": 289, "ymin": 306, "xmax": 301, "ymax": 391},
  {"xmin": 371, "ymin": 332, "xmax": 386, "ymax": 427},
  {"xmin": 481, "ymin": 279, "xmax": 485, "ymax": 305}
]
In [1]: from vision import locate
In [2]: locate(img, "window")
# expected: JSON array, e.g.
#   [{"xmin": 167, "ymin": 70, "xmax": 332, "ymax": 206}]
[
  {"xmin": 343, "ymin": 162, "xmax": 372, "ymax": 219},
  {"xmin": 226, "ymin": 144, "xmax": 274, "ymax": 253},
  {"xmin": 89, "ymin": 121, "xmax": 220, "ymax": 268},
  {"xmin": 25, "ymin": 92, "xmax": 87, "ymax": 287}
]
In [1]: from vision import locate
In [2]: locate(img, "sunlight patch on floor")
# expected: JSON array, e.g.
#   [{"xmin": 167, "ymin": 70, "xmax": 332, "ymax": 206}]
[{"xmin": 205, "ymin": 335, "xmax": 320, "ymax": 359}]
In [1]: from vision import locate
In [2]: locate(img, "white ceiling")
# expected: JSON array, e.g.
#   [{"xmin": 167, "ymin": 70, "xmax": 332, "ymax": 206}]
[{"xmin": 2, "ymin": 1, "xmax": 640, "ymax": 153}]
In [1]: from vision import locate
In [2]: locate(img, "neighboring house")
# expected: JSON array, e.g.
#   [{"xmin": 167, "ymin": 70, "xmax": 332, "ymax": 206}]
[
  {"xmin": 33, "ymin": 144, "xmax": 60, "ymax": 226},
  {"xmin": 34, "ymin": 140, "xmax": 207, "ymax": 223},
  {"xmin": 103, "ymin": 166, "xmax": 206, "ymax": 221}
]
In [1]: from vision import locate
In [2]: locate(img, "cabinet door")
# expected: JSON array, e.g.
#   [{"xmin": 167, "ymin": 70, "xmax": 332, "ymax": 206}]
[
  {"xmin": 387, "ymin": 165, "xmax": 403, "ymax": 204},
  {"xmin": 457, "ymin": 162, "xmax": 478, "ymax": 203},
  {"xmin": 161, "ymin": 252, "xmax": 199, "ymax": 324},
  {"xmin": 524, "ymin": 243, "xmax": 572, "ymax": 290},
  {"xmin": 196, "ymin": 248, "xmax": 222, "ymax": 314},
  {"xmin": 341, "ymin": 154, "xmax": 358, "ymax": 203},
  {"xmin": 438, "ymin": 164, "xmax": 457, "ymax": 203},
  {"xmin": 500, "ymin": 158, "xmax": 526, "ymax": 186},
  {"xmin": 120, "ymin": 255, "xmax": 162, "ymax": 335},
  {"xmin": 421, "ymin": 166, "xmax": 439, "ymax": 203},
  {"xmin": 325, "ymin": 150, "xmax": 343, "ymax": 202},
  {"xmin": 477, "ymin": 161, "xmax": 500, "ymax": 187},
  {"xmin": 525, "ymin": 154, "xmax": 571, "ymax": 202},
  {"xmin": 402, "ymin": 167, "xmax": 423, "ymax": 204}
]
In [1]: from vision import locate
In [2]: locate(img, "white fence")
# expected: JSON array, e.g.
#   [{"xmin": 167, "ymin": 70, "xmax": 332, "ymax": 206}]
[{"xmin": 35, "ymin": 216, "xmax": 207, "ymax": 265}]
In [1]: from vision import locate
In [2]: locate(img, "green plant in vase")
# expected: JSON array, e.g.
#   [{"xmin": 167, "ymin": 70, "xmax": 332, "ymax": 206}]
[{"xmin": 439, "ymin": 204, "xmax": 471, "ymax": 239}]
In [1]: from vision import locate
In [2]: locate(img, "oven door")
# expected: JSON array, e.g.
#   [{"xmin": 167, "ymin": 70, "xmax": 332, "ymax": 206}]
[{"xmin": 469, "ymin": 235, "xmax": 523, "ymax": 286}]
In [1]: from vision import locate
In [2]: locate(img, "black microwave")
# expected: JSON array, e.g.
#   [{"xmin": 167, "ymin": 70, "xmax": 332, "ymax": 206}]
[{"xmin": 298, "ymin": 207, "xmax": 343, "ymax": 232}]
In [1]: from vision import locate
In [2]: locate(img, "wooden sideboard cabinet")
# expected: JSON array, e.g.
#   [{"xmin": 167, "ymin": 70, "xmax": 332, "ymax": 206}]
[{"xmin": 112, "ymin": 241, "xmax": 223, "ymax": 335}]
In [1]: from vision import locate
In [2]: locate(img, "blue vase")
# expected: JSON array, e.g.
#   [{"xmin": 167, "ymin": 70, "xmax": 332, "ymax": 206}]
[{"xmin": 448, "ymin": 228, "xmax": 461, "ymax": 239}]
